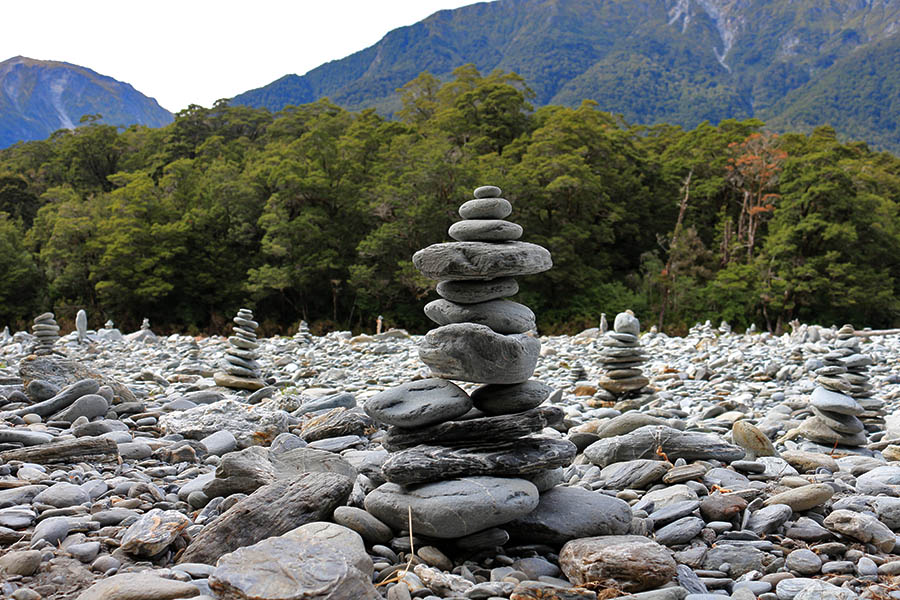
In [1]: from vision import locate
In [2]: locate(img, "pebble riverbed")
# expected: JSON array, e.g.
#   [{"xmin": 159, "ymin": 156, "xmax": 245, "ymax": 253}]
[{"xmin": 3, "ymin": 321, "xmax": 900, "ymax": 600}]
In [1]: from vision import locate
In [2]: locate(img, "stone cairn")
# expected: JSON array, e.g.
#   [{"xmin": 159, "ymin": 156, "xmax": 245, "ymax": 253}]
[
  {"xmin": 214, "ymin": 308, "xmax": 264, "ymax": 390},
  {"xmin": 796, "ymin": 324, "xmax": 879, "ymax": 449},
  {"xmin": 294, "ymin": 320, "xmax": 313, "ymax": 344},
  {"xmin": 75, "ymin": 309, "xmax": 88, "ymax": 344},
  {"xmin": 32, "ymin": 312, "xmax": 61, "ymax": 355},
  {"xmin": 363, "ymin": 185, "xmax": 577, "ymax": 540},
  {"xmin": 595, "ymin": 311, "xmax": 651, "ymax": 409}
]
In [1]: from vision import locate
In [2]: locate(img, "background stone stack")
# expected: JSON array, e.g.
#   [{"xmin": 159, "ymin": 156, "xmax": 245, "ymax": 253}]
[
  {"xmin": 796, "ymin": 324, "xmax": 872, "ymax": 450},
  {"xmin": 595, "ymin": 311, "xmax": 652, "ymax": 410},
  {"xmin": 31, "ymin": 312, "xmax": 60, "ymax": 355},
  {"xmin": 294, "ymin": 320, "xmax": 313, "ymax": 344},
  {"xmin": 214, "ymin": 308, "xmax": 265, "ymax": 390},
  {"xmin": 363, "ymin": 185, "xmax": 577, "ymax": 540}
]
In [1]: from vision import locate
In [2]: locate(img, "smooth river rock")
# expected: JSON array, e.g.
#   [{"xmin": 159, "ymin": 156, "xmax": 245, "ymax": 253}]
[
  {"xmin": 424, "ymin": 298, "xmax": 536, "ymax": 334},
  {"xmin": 364, "ymin": 476, "xmax": 539, "ymax": 539},
  {"xmin": 419, "ymin": 323, "xmax": 541, "ymax": 384},
  {"xmin": 435, "ymin": 277, "xmax": 519, "ymax": 304},
  {"xmin": 507, "ymin": 485, "xmax": 632, "ymax": 545},
  {"xmin": 584, "ymin": 425, "xmax": 745, "ymax": 467},
  {"xmin": 364, "ymin": 378, "xmax": 471, "ymax": 428}
]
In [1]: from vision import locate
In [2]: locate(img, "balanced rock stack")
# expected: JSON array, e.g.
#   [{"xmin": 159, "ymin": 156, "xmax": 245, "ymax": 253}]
[
  {"xmin": 796, "ymin": 324, "xmax": 872, "ymax": 449},
  {"xmin": 31, "ymin": 312, "xmax": 61, "ymax": 355},
  {"xmin": 214, "ymin": 308, "xmax": 265, "ymax": 390},
  {"xmin": 364, "ymin": 185, "xmax": 578, "ymax": 540},
  {"xmin": 595, "ymin": 311, "xmax": 651, "ymax": 406}
]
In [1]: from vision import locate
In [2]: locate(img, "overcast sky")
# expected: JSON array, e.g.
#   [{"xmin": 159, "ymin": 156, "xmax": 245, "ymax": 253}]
[{"xmin": 1, "ymin": 0, "xmax": 486, "ymax": 113}]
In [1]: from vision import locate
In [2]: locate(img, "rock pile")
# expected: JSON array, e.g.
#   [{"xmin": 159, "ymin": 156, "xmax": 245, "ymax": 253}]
[
  {"xmin": 214, "ymin": 308, "xmax": 265, "ymax": 391},
  {"xmin": 364, "ymin": 185, "xmax": 577, "ymax": 539},
  {"xmin": 75, "ymin": 310, "xmax": 88, "ymax": 344},
  {"xmin": 31, "ymin": 312, "xmax": 60, "ymax": 355},
  {"xmin": 796, "ymin": 324, "xmax": 879, "ymax": 450},
  {"xmin": 595, "ymin": 310, "xmax": 652, "ymax": 408}
]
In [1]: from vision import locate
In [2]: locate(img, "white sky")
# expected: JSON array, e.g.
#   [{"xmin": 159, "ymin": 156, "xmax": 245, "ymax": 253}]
[{"xmin": 1, "ymin": 0, "xmax": 487, "ymax": 113}]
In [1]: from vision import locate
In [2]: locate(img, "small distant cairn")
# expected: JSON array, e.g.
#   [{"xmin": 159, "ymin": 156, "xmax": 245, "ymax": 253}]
[
  {"xmin": 792, "ymin": 324, "xmax": 884, "ymax": 449},
  {"xmin": 595, "ymin": 311, "xmax": 652, "ymax": 410},
  {"xmin": 294, "ymin": 320, "xmax": 313, "ymax": 344},
  {"xmin": 32, "ymin": 312, "xmax": 61, "ymax": 355},
  {"xmin": 214, "ymin": 308, "xmax": 265, "ymax": 390}
]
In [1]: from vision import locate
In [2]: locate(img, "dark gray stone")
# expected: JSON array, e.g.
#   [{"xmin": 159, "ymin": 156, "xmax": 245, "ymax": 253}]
[
  {"xmin": 507, "ymin": 486, "xmax": 632, "ymax": 545},
  {"xmin": 470, "ymin": 380, "xmax": 551, "ymax": 416},
  {"xmin": 364, "ymin": 378, "xmax": 471, "ymax": 428},
  {"xmin": 383, "ymin": 406, "xmax": 562, "ymax": 451},
  {"xmin": 381, "ymin": 437, "xmax": 577, "ymax": 485}
]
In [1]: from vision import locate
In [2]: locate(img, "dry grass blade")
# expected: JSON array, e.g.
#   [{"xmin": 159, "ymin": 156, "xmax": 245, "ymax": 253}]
[{"xmin": 375, "ymin": 505, "xmax": 415, "ymax": 588}]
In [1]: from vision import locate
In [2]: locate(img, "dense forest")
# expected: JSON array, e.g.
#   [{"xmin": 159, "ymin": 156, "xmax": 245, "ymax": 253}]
[{"xmin": 2, "ymin": 65, "xmax": 900, "ymax": 336}]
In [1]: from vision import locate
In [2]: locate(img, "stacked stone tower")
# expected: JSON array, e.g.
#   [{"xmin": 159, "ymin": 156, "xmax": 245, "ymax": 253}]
[
  {"xmin": 214, "ymin": 308, "xmax": 265, "ymax": 390},
  {"xmin": 796, "ymin": 324, "xmax": 873, "ymax": 448},
  {"xmin": 32, "ymin": 312, "xmax": 60, "ymax": 355},
  {"xmin": 363, "ymin": 185, "xmax": 576, "ymax": 540}
]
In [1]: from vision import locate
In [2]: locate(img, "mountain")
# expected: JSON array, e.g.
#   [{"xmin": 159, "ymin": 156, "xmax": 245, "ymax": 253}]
[
  {"xmin": 232, "ymin": 0, "xmax": 900, "ymax": 151},
  {"xmin": 0, "ymin": 56, "xmax": 173, "ymax": 149}
]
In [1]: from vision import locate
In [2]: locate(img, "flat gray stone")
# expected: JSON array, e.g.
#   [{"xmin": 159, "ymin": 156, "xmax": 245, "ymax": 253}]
[
  {"xmin": 585, "ymin": 425, "xmax": 745, "ymax": 467},
  {"xmin": 470, "ymin": 380, "xmax": 552, "ymax": 415},
  {"xmin": 424, "ymin": 299, "xmax": 535, "ymax": 334},
  {"xmin": 449, "ymin": 219, "xmax": 522, "ymax": 242},
  {"xmin": 811, "ymin": 386, "xmax": 864, "ymax": 415},
  {"xmin": 0, "ymin": 428, "xmax": 54, "ymax": 446},
  {"xmin": 75, "ymin": 573, "xmax": 199, "ymax": 600},
  {"xmin": 364, "ymin": 476, "xmax": 539, "ymax": 539},
  {"xmin": 283, "ymin": 521, "xmax": 373, "ymax": 577},
  {"xmin": 381, "ymin": 437, "xmax": 576, "ymax": 485},
  {"xmin": 419, "ymin": 323, "xmax": 540, "ymax": 384},
  {"xmin": 33, "ymin": 482, "xmax": 89, "ymax": 508},
  {"xmin": 436, "ymin": 277, "xmax": 519, "ymax": 304},
  {"xmin": 413, "ymin": 241, "xmax": 551, "ymax": 281},
  {"xmin": 459, "ymin": 197, "xmax": 512, "ymax": 219},
  {"xmin": 364, "ymin": 378, "xmax": 471, "ymax": 428},
  {"xmin": 200, "ymin": 429, "xmax": 237, "ymax": 456},
  {"xmin": 654, "ymin": 516, "xmax": 705, "ymax": 546},
  {"xmin": 506, "ymin": 485, "xmax": 632, "ymax": 545},
  {"xmin": 600, "ymin": 459, "xmax": 671, "ymax": 490}
]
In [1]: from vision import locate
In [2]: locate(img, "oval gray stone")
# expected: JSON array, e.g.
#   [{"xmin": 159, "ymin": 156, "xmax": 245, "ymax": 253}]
[
  {"xmin": 473, "ymin": 185, "xmax": 501, "ymax": 199},
  {"xmin": 413, "ymin": 241, "xmax": 551, "ymax": 281},
  {"xmin": 419, "ymin": 323, "xmax": 541, "ymax": 384},
  {"xmin": 811, "ymin": 386, "xmax": 864, "ymax": 415},
  {"xmin": 364, "ymin": 378, "xmax": 471, "ymax": 428},
  {"xmin": 654, "ymin": 516, "xmax": 705, "ymax": 546},
  {"xmin": 470, "ymin": 380, "xmax": 552, "ymax": 415},
  {"xmin": 364, "ymin": 476, "xmax": 539, "ymax": 539},
  {"xmin": 436, "ymin": 277, "xmax": 519, "ymax": 304},
  {"xmin": 424, "ymin": 299, "xmax": 535, "ymax": 334},
  {"xmin": 449, "ymin": 219, "xmax": 522, "ymax": 242},
  {"xmin": 506, "ymin": 486, "xmax": 632, "ymax": 545},
  {"xmin": 459, "ymin": 198, "xmax": 512, "ymax": 219}
]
